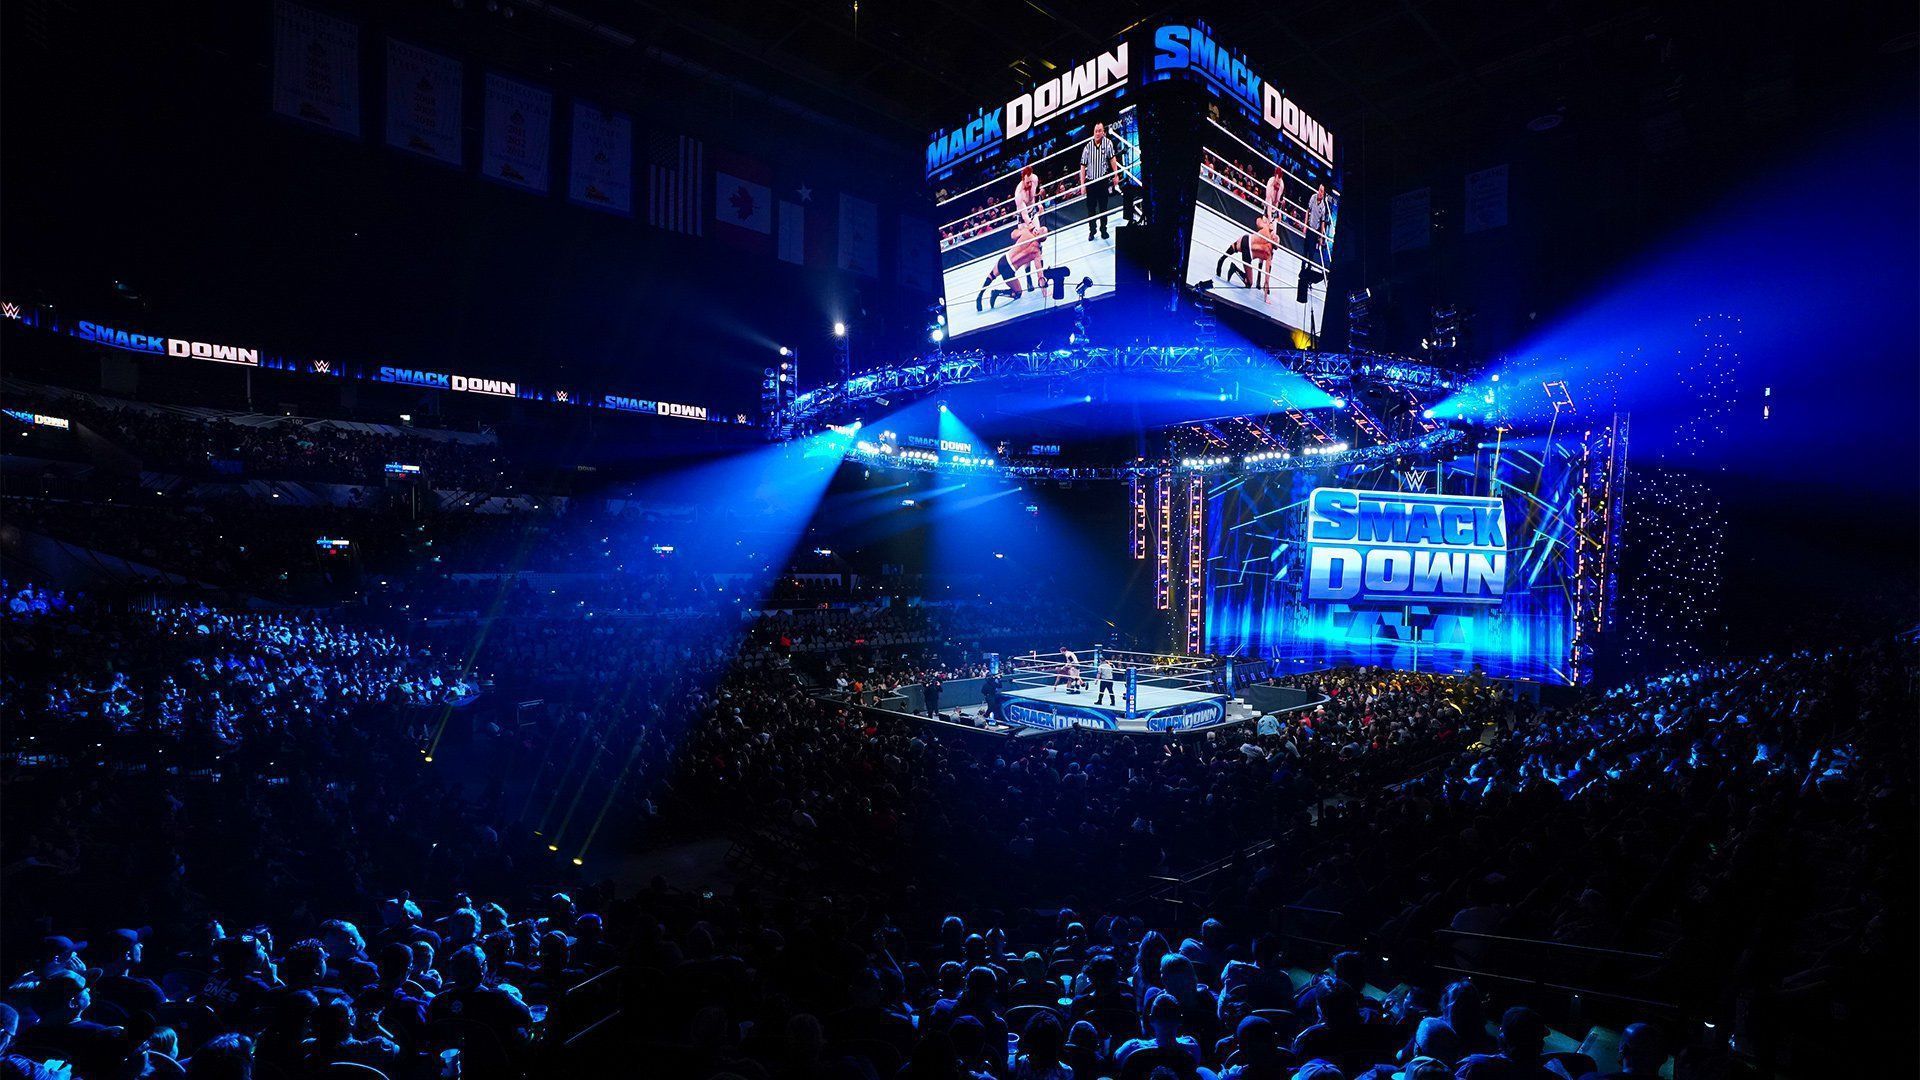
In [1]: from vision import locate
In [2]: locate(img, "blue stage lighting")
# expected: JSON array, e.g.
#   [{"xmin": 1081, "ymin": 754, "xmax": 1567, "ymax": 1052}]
[
  {"xmin": 938, "ymin": 403, "xmax": 949, "ymax": 413},
  {"xmin": 1331, "ymin": 396, "xmax": 1347, "ymax": 408},
  {"xmin": 930, "ymin": 327, "xmax": 945, "ymax": 343},
  {"xmin": 832, "ymin": 321, "xmax": 847, "ymax": 337}
]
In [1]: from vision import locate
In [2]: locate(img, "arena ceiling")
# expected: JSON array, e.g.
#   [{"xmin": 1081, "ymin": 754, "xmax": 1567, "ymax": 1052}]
[{"xmin": 528, "ymin": 0, "xmax": 1911, "ymax": 159}]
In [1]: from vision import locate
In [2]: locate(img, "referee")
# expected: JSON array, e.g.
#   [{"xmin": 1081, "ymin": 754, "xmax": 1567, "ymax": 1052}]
[{"xmin": 1096, "ymin": 657, "xmax": 1116, "ymax": 705}]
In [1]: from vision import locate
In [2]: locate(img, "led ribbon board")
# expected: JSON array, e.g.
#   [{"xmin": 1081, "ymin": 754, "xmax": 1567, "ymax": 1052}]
[{"xmin": 1305, "ymin": 488, "xmax": 1507, "ymax": 606}]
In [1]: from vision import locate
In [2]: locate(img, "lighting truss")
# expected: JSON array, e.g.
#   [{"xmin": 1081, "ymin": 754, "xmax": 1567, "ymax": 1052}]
[
  {"xmin": 1570, "ymin": 411, "xmax": 1630, "ymax": 684},
  {"xmin": 785, "ymin": 344, "xmax": 1473, "ymax": 431}
]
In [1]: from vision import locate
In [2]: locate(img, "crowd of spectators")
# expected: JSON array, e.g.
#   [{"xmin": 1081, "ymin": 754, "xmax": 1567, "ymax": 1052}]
[
  {"xmin": 2, "ymin": 585, "xmax": 470, "ymax": 752},
  {"xmin": 2, "ymin": 557, "xmax": 1911, "ymax": 1078},
  {"xmin": 6, "ymin": 387, "xmax": 510, "ymax": 489}
]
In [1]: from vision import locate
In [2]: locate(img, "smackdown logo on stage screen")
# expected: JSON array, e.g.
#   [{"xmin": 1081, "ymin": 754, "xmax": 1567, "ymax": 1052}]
[
  {"xmin": 1204, "ymin": 457, "xmax": 1578, "ymax": 684},
  {"xmin": 1305, "ymin": 489, "xmax": 1506, "ymax": 605}
]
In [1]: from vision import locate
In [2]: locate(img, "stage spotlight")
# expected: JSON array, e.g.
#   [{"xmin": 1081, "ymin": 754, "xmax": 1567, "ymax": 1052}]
[
  {"xmin": 1083, "ymin": 394, "xmax": 1093, "ymax": 403},
  {"xmin": 1331, "ymin": 397, "xmax": 1347, "ymax": 408},
  {"xmin": 778, "ymin": 345, "xmax": 791, "ymax": 357},
  {"xmin": 1423, "ymin": 409, "xmax": 1436, "ymax": 419},
  {"xmin": 938, "ymin": 402, "xmax": 950, "ymax": 413},
  {"xmin": 832, "ymin": 321, "xmax": 847, "ymax": 337},
  {"xmin": 929, "ymin": 327, "xmax": 945, "ymax": 343}
]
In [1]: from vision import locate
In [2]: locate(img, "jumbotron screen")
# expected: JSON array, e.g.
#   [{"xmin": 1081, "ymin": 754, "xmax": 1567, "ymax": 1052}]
[
  {"xmin": 934, "ymin": 106, "xmax": 1140, "ymax": 338},
  {"xmin": 1204, "ymin": 443, "xmax": 1579, "ymax": 683},
  {"xmin": 1184, "ymin": 116, "xmax": 1339, "ymax": 337}
]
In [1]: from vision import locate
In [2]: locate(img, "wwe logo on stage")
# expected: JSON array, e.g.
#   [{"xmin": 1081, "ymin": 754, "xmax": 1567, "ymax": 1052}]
[
  {"xmin": 1, "ymin": 303, "xmax": 20, "ymax": 320},
  {"xmin": 554, "ymin": 390, "xmax": 570, "ymax": 403},
  {"xmin": 312, "ymin": 359, "xmax": 331, "ymax": 375},
  {"xmin": 1398, "ymin": 468, "xmax": 1431, "ymax": 492}
]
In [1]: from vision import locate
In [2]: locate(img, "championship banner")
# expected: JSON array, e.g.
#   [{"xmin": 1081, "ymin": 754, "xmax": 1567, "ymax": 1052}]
[
  {"xmin": 837, "ymin": 193, "xmax": 879, "ymax": 277},
  {"xmin": 1465, "ymin": 164, "xmax": 1509, "ymax": 234},
  {"xmin": 384, "ymin": 40, "xmax": 463, "ymax": 166},
  {"xmin": 272, "ymin": 1, "xmax": 361, "ymax": 137},
  {"xmin": 1390, "ymin": 187, "xmax": 1431, "ymax": 253},
  {"xmin": 777, "ymin": 200, "xmax": 805, "ymax": 265},
  {"xmin": 481, "ymin": 74, "xmax": 553, "ymax": 194},
  {"xmin": 568, "ymin": 101, "xmax": 633, "ymax": 214},
  {"xmin": 896, "ymin": 214, "xmax": 936, "ymax": 291}
]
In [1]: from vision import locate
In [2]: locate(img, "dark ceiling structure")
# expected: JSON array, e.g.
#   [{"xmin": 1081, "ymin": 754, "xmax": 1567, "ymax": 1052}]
[{"xmin": 508, "ymin": 0, "xmax": 1914, "ymax": 161}]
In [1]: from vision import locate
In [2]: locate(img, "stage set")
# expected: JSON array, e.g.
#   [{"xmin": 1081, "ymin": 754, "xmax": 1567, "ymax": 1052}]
[{"xmin": 785, "ymin": 20, "xmax": 1627, "ymax": 723}]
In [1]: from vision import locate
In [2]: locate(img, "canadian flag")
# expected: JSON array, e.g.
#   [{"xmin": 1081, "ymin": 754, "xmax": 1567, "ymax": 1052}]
[{"xmin": 712, "ymin": 149, "xmax": 772, "ymax": 250}]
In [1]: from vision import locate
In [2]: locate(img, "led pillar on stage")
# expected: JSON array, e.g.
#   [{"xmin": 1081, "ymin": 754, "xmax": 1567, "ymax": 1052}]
[
  {"xmin": 1185, "ymin": 475, "xmax": 1204, "ymax": 654},
  {"xmin": 1131, "ymin": 476, "xmax": 1148, "ymax": 559},
  {"xmin": 1155, "ymin": 473, "xmax": 1173, "ymax": 609},
  {"xmin": 1124, "ymin": 666, "xmax": 1138, "ymax": 719}
]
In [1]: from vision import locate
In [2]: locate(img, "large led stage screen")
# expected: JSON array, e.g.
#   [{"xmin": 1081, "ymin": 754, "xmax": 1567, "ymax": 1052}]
[
  {"xmin": 1184, "ymin": 118, "xmax": 1339, "ymax": 337},
  {"xmin": 1205, "ymin": 442, "xmax": 1578, "ymax": 683},
  {"xmin": 935, "ymin": 106, "xmax": 1141, "ymax": 339}
]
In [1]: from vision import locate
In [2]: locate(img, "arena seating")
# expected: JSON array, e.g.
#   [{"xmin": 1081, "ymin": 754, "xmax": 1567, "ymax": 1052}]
[{"xmin": 3, "ymin": 559, "xmax": 1910, "ymax": 1077}]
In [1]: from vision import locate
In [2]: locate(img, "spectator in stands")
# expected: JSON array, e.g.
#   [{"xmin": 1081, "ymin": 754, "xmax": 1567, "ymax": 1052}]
[
  {"xmin": 427, "ymin": 945, "xmax": 530, "ymax": 1048},
  {"xmin": 356, "ymin": 943, "xmax": 430, "ymax": 1050},
  {"xmin": 1456, "ymin": 1007, "xmax": 1555, "ymax": 1080},
  {"xmin": 0, "ymin": 1003, "xmax": 65, "ymax": 1080},
  {"xmin": 1577, "ymin": 1023, "xmax": 1664, "ymax": 1080},
  {"xmin": 1011, "ymin": 1008, "xmax": 1072, "ymax": 1079},
  {"xmin": 300, "ymin": 999, "xmax": 399, "ymax": 1070},
  {"xmin": 183, "ymin": 1032, "xmax": 254, "ymax": 1080},
  {"xmin": 1289, "ymin": 981, "xmax": 1366, "ymax": 1067},
  {"xmin": 1116, "ymin": 992, "xmax": 1209, "ymax": 1075},
  {"xmin": 23, "ymin": 970, "xmax": 148, "ymax": 1078},
  {"xmin": 1220, "ymin": 1014, "xmax": 1290, "ymax": 1079},
  {"xmin": 254, "ymin": 991, "xmax": 318, "ymax": 1077},
  {"xmin": 90, "ymin": 930, "xmax": 164, "ymax": 1016}
]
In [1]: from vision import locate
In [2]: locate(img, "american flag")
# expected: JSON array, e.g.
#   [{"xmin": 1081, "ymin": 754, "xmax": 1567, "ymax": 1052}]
[{"xmin": 648, "ymin": 132, "xmax": 703, "ymax": 236}]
